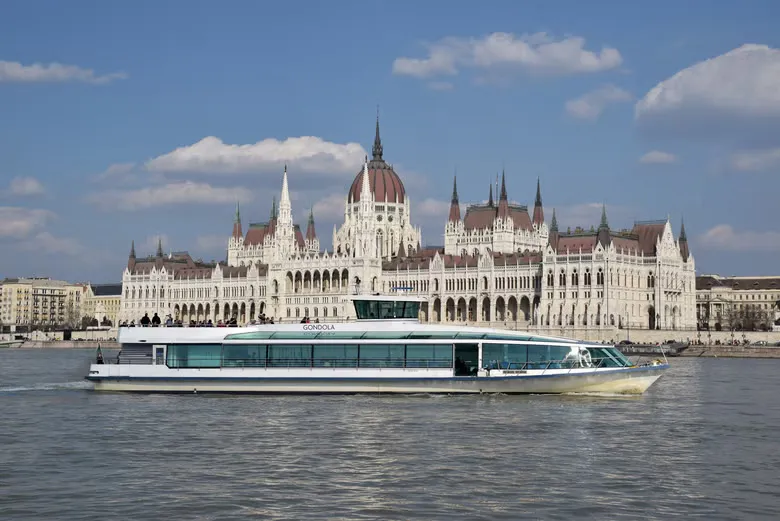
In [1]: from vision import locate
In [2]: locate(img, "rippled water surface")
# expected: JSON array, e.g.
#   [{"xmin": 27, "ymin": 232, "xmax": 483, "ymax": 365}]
[{"xmin": 1, "ymin": 349, "xmax": 779, "ymax": 520}]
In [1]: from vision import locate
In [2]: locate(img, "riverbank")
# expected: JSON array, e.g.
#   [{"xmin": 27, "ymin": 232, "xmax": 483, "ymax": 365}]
[
  {"xmin": 12, "ymin": 341, "xmax": 120, "ymax": 349},
  {"xmin": 677, "ymin": 346, "xmax": 780, "ymax": 358}
]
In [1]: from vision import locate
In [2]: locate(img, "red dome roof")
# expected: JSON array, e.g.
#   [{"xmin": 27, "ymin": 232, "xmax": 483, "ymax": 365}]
[
  {"xmin": 348, "ymin": 160, "xmax": 406, "ymax": 203},
  {"xmin": 348, "ymin": 116, "xmax": 405, "ymax": 203}
]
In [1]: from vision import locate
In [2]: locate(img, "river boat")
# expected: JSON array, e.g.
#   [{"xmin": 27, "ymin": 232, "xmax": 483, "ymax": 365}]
[
  {"xmin": 0, "ymin": 340, "xmax": 24, "ymax": 348},
  {"xmin": 85, "ymin": 295, "xmax": 668, "ymax": 394}
]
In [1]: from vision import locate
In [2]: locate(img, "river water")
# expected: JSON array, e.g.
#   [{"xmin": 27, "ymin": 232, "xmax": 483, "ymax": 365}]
[{"xmin": 0, "ymin": 349, "xmax": 778, "ymax": 520}]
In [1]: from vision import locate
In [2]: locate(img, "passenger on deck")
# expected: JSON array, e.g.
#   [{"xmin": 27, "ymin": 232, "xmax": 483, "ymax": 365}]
[
  {"xmin": 140, "ymin": 313, "xmax": 151, "ymax": 327},
  {"xmin": 151, "ymin": 313, "xmax": 161, "ymax": 327},
  {"xmin": 96, "ymin": 349, "xmax": 104, "ymax": 364}
]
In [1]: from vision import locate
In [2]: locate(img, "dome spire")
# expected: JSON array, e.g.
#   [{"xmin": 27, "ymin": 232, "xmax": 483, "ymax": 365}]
[
  {"xmin": 372, "ymin": 108, "xmax": 383, "ymax": 161},
  {"xmin": 532, "ymin": 177, "xmax": 544, "ymax": 225},
  {"xmin": 448, "ymin": 174, "xmax": 461, "ymax": 222}
]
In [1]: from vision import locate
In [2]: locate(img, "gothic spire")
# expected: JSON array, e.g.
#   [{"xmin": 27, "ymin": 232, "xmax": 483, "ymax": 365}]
[
  {"xmin": 232, "ymin": 201, "xmax": 243, "ymax": 239},
  {"xmin": 280, "ymin": 164, "xmax": 290, "ymax": 206},
  {"xmin": 270, "ymin": 196, "xmax": 277, "ymax": 220},
  {"xmin": 599, "ymin": 204, "xmax": 609, "ymax": 230},
  {"xmin": 156, "ymin": 237, "xmax": 163, "ymax": 257},
  {"xmin": 306, "ymin": 208, "xmax": 317, "ymax": 242},
  {"xmin": 532, "ymin": 177, "xmax": 544, "ymax": 226},
  {"xmin": 550, "ymin": 208, "xmax": 558, "ymax": 232},
  {"xmin": 372, "ymin": 110, "xmax": 383, "ymax": 161},
  {"xmin": 448, "ymin": 175, "xmax": 461, "ymax": 222},
  {"xmin": 499, "ymin": 170, "xmax": 508, "ymax": 201},
  {"xmin": 679, "ymin": 217, "xmax": 690, "ymax": 262},
  {"xmin": 129, "ymin": 240, "xmax": 136, "ymax": 258},
  {"xmin": 488, "ymin": 183, "xmax": 494, "ymax": 207}
]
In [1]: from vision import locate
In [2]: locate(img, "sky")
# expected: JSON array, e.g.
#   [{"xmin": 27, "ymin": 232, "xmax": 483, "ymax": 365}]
[{"xmin": 1, "ymin": 0, "xmax": 779, "ymax": 283}]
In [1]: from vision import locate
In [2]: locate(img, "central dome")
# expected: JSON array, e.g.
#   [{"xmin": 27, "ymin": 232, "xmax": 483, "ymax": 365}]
[{"xmin": 347, "ymin": 118, "xmax": 406, "ymax": 204}]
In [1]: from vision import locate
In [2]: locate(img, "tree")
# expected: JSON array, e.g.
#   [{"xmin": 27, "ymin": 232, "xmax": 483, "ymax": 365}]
[{"xmin": 63, "ymin": 300, "xmax": 81, "ymax": 329}]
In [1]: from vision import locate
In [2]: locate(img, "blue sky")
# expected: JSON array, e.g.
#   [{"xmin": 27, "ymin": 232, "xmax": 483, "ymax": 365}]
[{"xmin": 1, "ymin": 0, "xmax": 779, "ymax": 282}]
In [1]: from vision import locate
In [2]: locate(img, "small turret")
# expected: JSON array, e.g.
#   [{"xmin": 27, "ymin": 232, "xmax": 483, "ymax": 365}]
[
  {"xmin": 306, "ymin": 208, "xmax": 317, "ymax": 242},
  {"xmin": 127, "ymin": 240, "xmax": 136, "ymax": 271},
  {"xmin": 597, "ymin": 204, "xmax": 611, "ymax": 247},
  {"xmin": 487, "ymin": 183, "xmax": 494, "ymax": 207},
  {"xmin": 532, "ymin": 178, "xmax": 544, "ymax": 226},
  {"xmin": 679, "ymin": 218, "xmax": 690, "ymax": 262},
  {"xmin": 448, "ymin": 175, "xmax": 461, "ymax": 222},
  {"xmin": 497, "ymin": 170, "xmax": 509, "ymax": 218},
  {"xmin": 232, "ymin": 201, "xmax": 243, "ymax": 239},
  {"xmin": 548, "ymin": 209, "xmax": 559, "ymax": 250},
  {"xmin": 156, "ymin": 237, "xmax": 164, "ymax": 258}
]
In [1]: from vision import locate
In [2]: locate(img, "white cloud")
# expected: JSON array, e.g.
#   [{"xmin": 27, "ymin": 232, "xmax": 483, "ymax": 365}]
[
  {"xmin": 312, "ymin": 193, "xmax": 347, "ymax": 222},
  {"xmin": 0, "ymin": 60, "xmax": 127, "ymax": 84},
  {"xmin": 0, "ymin": 207, "xmax": 54, "ymax": 238},
  {"xmin": 730, "ymin": 147, "xmax": 780, "ymax": 172},
  {"xmin": 393, "ymin": 32, "xmax": 622, "ymax": 80},
  {"xmin": 698, "ymin": 224, "xmax": 780, "ymax": 252},
  {"xmin": 87, "ymin": 181, "xmax": 253, "ymax": 211},
  {"xmin": 635, "ymin": 44, "xmax": 780, "ymax": 122},
  {"xmin": 565, "ymin": 85, "xmax": 632, "ymax": 120},
  {"xmin": 639, "ymin": 150, "xmax": 677, "ymax": 164},
  {"xmin": 95, "ymin": 162, "xmax": 136, "ymax": 181},
  {"xmin": 16, "ymin": 232, "xmax": 82, "ymax": 256},
  {"xmin": 145, "ymin": 136, "xmax": 367, "ymax": 176},
  {"xmin": 7, "ymin": 177, "xmax": 45, "ymax": 196}
]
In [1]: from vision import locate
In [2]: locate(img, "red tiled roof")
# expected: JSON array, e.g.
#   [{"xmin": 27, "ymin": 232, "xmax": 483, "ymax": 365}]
[
  {"xmin": 348, "ymin": 160, "xmax": 405, "ymax": 203},
  {"xmin": 462, "ymin": 203, "xmax": 533, "ymax": 231},
  {"xmin": 632, "ymin": 222, "xmax": 666, "ymax": 255}
]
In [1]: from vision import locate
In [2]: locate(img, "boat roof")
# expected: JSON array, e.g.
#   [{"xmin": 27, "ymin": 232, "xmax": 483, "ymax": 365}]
[{"xmin": 117, "ymin": 321, "xmax": 605, "ymax": 346}]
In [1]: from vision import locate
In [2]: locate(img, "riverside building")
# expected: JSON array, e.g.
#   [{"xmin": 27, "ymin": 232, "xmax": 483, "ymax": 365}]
[{"xmin": 119, "ymin": 118, "xmax": 696, "ymax": 332}]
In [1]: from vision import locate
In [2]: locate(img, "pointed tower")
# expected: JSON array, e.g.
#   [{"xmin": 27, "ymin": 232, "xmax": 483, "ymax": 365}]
[
  {"xmin": 306, "ymin": 209, "xmax": 317, "ymax": 242},
  {"xmin": 397, "ymin": 239, "xmax": 406, "ymax": 258},
  {"xmin": 127, "ymin": 240, "xmax": 136, "ymax": 271},
  {"xmin": 372, "ymin": 111, "xmax": 383, "ymax": 161},
  {"xmin": 597, "ymin": 204, "xmax": 611, "ymax": 247},
  {"xmin": 487, "ymin": 183, "xmax": 494, "ymax": 207},
  {"xmin": 232, "ymin": 201, "xmax": 243, "ymax": 239},
  {"xmin": 548, "ymin": 209, "xmax": 559, "ymax": 250},
  {"xmin": 497, "ymin": 170, "xmax": 510, "ymax": 219},
  {"xmin": 448, "ymin": 175, "xmax": 461, "ymax": 222},
  {"xmin": 275, "ymin": 165, "xmax": 295, "ymax": 256},
  {"xmin": 679, "ymin": 218, "xmax": 690, "ymax": 262},
  {"xmin": 156, "ymin": 237, "xmax": 163, "ymax": 257},
  {"xmin": 532, "ymin": 178, "xmax": 544, "ymax": 226}
]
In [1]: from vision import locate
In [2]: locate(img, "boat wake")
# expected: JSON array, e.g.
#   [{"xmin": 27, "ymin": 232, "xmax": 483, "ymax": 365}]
[{"xmin": 0, "ymin": 381, "xmax": 92, "ymax": 393}]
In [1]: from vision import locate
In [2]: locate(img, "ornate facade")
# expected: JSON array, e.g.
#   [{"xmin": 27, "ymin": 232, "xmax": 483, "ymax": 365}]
[{"xmin": 120, "ymin": 117, "xmax": 697, "ymax": 332}]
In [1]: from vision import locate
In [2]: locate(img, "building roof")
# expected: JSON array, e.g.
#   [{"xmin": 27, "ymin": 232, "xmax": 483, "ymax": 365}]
[
  {"xmin": 347, "ymin": 117, "xmax": 406, "ymax": 203},
  {"xmin": 697, "ymin": 275, "xmax": 780, "ymax": 291},
  {"xmin": 91, "ymin": 283, "xmax": 123, "ymax": 296}
]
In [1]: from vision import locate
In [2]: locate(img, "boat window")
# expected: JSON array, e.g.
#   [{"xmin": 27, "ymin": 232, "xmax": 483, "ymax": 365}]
[
  {"xmin": 318, "ymin": 331, "xmax": 365, "ymax": 340},
  {"xmin": 353, "ymin": 299, "xmax": 420, "ymax": 320},
  {"xmin": 484, "ymin": 333, "xmax": 532, "ymax": 341},
  {"xmin": 586, "ymin": 347, "xmax": 625, "ymax": 367},
  {"xmin": 271, "ymin": 331, "xmax": 320, "ymax": 340},
  {"xmin": 605, "ymin": 347, "xmax": 633, "ymax": 366},
  {"xmin": 313, "ymin": 345, "xmax": 358, "ymax": 368},
  {"xmin": 482, "ymin": 343, "xmax": 527, "ymax": 369},
  {"xmin": 405, "ymin": 344, "xmax": 453, "ymax": 368},
  {"xmin": 167, "ymin": 344, "xmax": 221, "ymax": 368},
  {"xmin": 358, "ymin": 344, "xmax": 404, "ymax": 368},
  {"xmin": 223, "ymin": 344, "xmax": 267, "ymax": 367},
  {"xmin": 268, "ymin": 345, "xmax": 312, "ymax": 368}
]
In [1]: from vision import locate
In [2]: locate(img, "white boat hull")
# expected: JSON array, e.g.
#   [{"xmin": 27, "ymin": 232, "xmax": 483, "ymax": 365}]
[{"xmin": 88, "ymin": 365, "xmax": 666, "ymax": 395}]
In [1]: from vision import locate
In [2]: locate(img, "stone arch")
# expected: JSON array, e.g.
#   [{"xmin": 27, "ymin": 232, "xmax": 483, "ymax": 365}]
[
  {"xmin": 174, "ymin": 304, "xmax": 180, "ymax": 321},
  {"xmin": 482, "ymin": 297, "xmax": 491, "ymax": 321},
  {"xmin": 240, "ymin": 303, "xmax": 246, "ymax": 323},
  {"xmin": 420, "ymin": 301, "xmax": 429, "ymax": 322},
  {"xmin": 371, "ymin": 276, "xmax": 378, "ymax": 292},
  {"xmin": 456, "ymin": 297, "xmax": 467, "ymax": 322},
  {"xmin": 341, "ymin": 270, "xmax": 349, "ymax": 290},
  {"xmin": 482, "ymin": 276, "xmax": 489, "ymax": 291},
  {"xmin": 313, "ymin": 271, "xmax": 321, "ymax": 292},
  {"xmin": 496, "ymin": 297, "xmax": 506, "ymax": 321},
  {"xmin": 285, "ymin": 271, "xmax": 293, "ymax": 292},
  {"xmin": 507, "ymin": 296, "xmax": 518, "ymax": 321},
  {"xmin": 303, "ymin": 271, "xmax": 312, "ymax": 291},
  {"xmin": 197, "ymin": 303, "xmax": 204, "ymax": 322},
  {"xmin": 249, "ymin": 302, "xmax": 256, "ymax": 321},
  {"xmin": 468, "ymin": 297, "xmax": 477, "ymax": 322},
  {"xmin": 446, "ymin": 298, "xmax": 455, "ymax": 322},
  {"xmin": 332, "ymin": 270, "xmax": 340, "ymax": 291},
  {"xmin": 433, "ymin": 298, "xmax": 441, "ymax": 322},
  {"xmin": 672, "ymin": 305, "xmax": 679, "ymax": 330},
  {"xmin": 519, "ymin": 296, "xmax": 531, "ymax": 321},
  {"xmin": 188, "ymin": 304, "xmax": 196, "ymax": 321},
  {"xmin": 294, "ymin": 271, "xmax": 302, "ymax": 293},
  {"xmin": 434, "ymin": 278, "xmax": 440, "ymax": 292}
]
